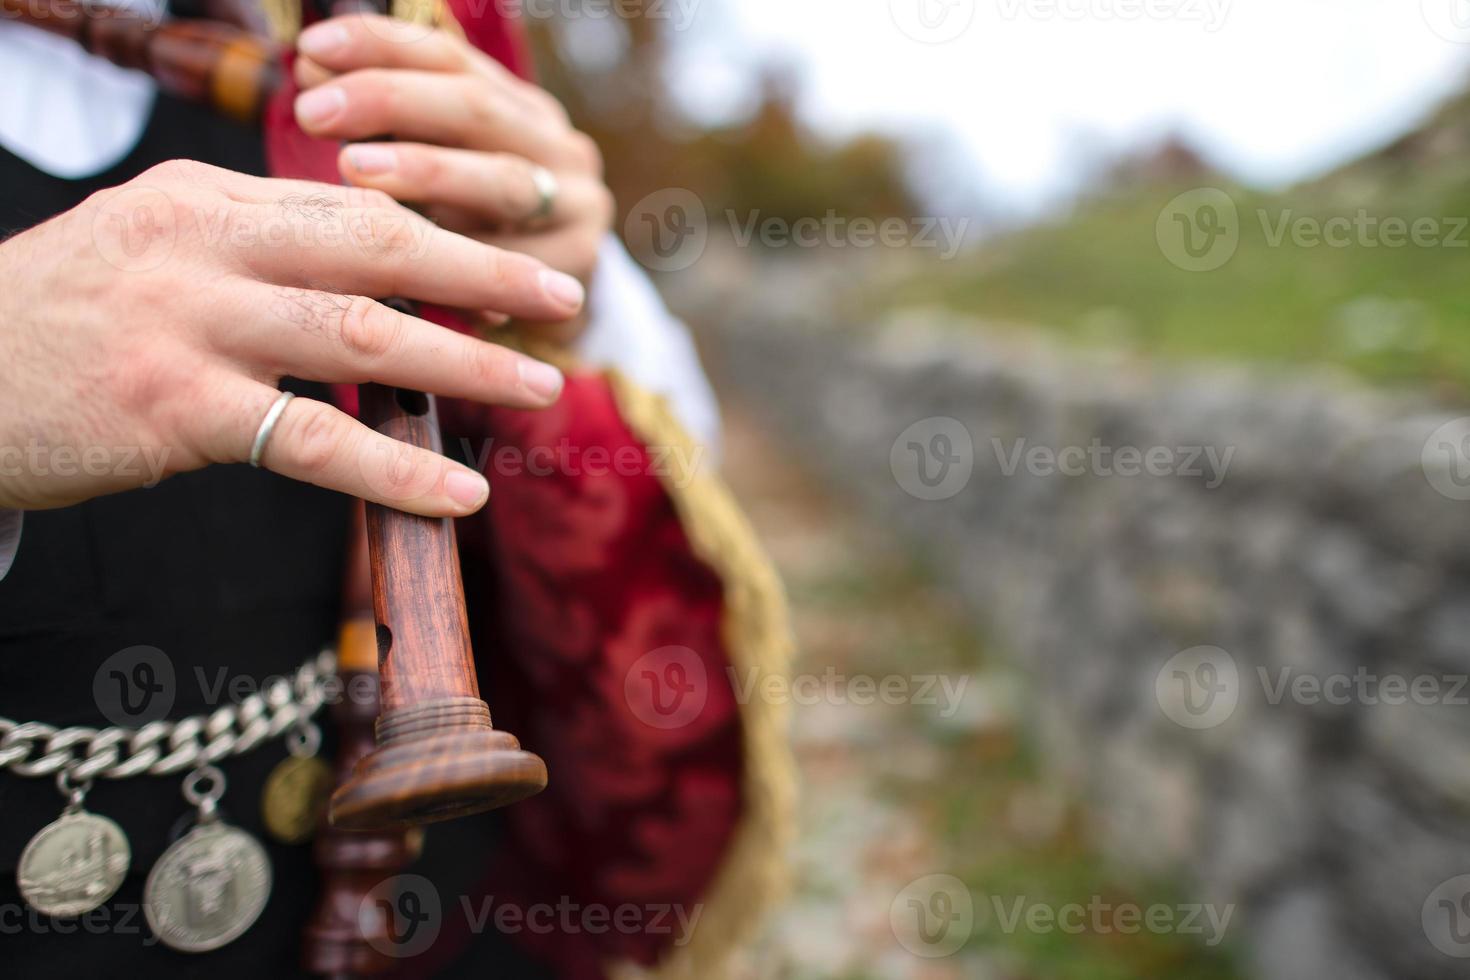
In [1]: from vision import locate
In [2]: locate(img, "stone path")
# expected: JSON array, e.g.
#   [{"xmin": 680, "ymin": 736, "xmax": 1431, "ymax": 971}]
[{"xmin": 717, "ymin": 402, "xmax": 1243, "ymax": 980}]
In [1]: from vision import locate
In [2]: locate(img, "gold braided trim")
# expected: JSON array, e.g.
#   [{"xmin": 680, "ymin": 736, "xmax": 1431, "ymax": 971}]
[
  {"xmin": 602, "ymin": 370, "xmax": 796, "ymax": 980},
  {"xmin": 392, "ymin": 0, "xmax": 466, "ymax": 36}
]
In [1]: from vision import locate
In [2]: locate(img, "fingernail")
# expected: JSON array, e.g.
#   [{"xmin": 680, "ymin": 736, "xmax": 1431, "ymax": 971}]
[
  {"xmin": 445, "ymin": 469, "xmax": 490, "ymax": 510},
  {"xmin": 539, "ymin": 270, "xmax": 585, "ymax": 310},
  {"xmin": 519, "ymin": 358, "xmax": 565, "ymax": 402},
  {"xmin": 298, "ymin": 22, "xmax": 350, "ymax": 58},
  {"xmin": 295, "ymin": 86, "xmax": 347, "ymax": 127},
  {"xmin": 347, "ymin": 144, "xmax": 396, "ymax": 175}
]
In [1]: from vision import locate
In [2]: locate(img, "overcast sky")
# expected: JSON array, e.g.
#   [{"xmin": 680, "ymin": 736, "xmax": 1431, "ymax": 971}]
[{"xmin": 661, "ymin": 0, "xmax": 1470, "ymax": 215}]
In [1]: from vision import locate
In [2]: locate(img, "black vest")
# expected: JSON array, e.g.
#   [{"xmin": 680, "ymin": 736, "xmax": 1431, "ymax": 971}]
[{"xmin": 0, "ymin": 91, "xmax": 356, "ymax": 976}]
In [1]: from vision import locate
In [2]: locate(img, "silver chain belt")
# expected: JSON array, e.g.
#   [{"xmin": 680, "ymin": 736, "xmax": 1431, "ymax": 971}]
[{"xmin": 0, "ymin": 648, "xmax": 336, "ymax": 783}]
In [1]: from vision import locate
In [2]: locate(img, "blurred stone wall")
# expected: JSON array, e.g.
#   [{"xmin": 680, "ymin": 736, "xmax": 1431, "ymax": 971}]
[{"xmin": 688, "ymin": 285, "xmax": 1470, "ymax": 980}]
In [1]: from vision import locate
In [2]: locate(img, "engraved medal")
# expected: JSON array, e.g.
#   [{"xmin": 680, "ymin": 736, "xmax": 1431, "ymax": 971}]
[
  {"xmin": 261, "ymin": 723, "xmax": 331, "ymax": 845},
  {"xmin": 17, "ymin": 771, "xmax": 130, "ymax": 918},
  {"xmin": 145, "ymin": 765, "xmax": 272, "ymax": 953}
]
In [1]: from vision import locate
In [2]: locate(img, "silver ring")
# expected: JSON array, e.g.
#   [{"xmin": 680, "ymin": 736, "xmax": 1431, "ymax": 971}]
[
  {"xmin": 249, "ymin": 391, "xmax": 295, "ymax": 469},
  {"xmin": 528, "ymin": 165, "xmax": 558, "ymax": 224}
]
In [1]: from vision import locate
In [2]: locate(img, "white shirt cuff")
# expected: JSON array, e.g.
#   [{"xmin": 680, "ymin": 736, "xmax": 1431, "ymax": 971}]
[
  {"xmin": 0, "ymin": 509, "xmax": 21, "ymax": 582},
  {"xmin": 576, "ymin": 237, "xmax": 723, "ymax": 463}
]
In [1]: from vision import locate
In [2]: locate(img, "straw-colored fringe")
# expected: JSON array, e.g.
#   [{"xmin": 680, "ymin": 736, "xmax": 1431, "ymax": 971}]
[
  {"xmin": 601, "ymin": 370, "xmax": 797, "ymax": 980},
  {"xmin": 363, "ymin": 1, "xmax": 792, "ymax": 969},
  {"xmin": 392, "ymin": 0, "xmax": 465, "ymax": 36}
]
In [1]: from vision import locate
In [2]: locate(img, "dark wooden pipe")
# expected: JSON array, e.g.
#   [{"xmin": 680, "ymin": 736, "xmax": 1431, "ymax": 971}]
[{"xmin": 328, "ymin": 383, "xmax": 547, "ymax": 831}]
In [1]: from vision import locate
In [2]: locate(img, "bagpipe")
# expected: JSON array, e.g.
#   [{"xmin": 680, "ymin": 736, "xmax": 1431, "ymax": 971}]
[{"xmin": 0, "ymin": 0, "xmax": 794, "ymax": 975}]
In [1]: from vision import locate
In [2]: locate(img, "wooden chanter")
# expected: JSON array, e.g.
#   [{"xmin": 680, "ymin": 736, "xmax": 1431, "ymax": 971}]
[{"xmin": 328, "ymin": 383, "xmax": 547, "ymax": 830}]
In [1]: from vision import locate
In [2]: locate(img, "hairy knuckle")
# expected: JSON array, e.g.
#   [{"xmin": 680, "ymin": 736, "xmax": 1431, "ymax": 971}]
[{"xmin": 337, "ymin": 298, "xmax": 396, "ymax": 361}]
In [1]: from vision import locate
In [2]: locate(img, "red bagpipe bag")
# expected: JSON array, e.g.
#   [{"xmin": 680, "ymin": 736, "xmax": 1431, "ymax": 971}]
[{"xmin": 263, "ymin": 3, "xmax": 794, "ymax": 977}]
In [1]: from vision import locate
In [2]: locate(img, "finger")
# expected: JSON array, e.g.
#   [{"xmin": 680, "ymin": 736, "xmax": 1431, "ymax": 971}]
[
  {"xmin": 230, "ymin": 193, "xmax": 587, "ymax": 320},
  {"xmin": 339, "ymin": 144, "xmax": 602, "ymax": 227},
  {"xmin": 203, "ymin": 380, "xmax": 494, "ymax": 517},
  {"xmin": 294, "ymin": 14, "xmax": 553, "ymax": 118},
  {"xmin": 297, "ymin": 14, "xmax": 480, "ymax": 75},
  {"xmin": 294, "ymin": 55, "xmax": 337, "ymax": 90},
  {"xmin": 293, "ymin": 69, "xmax": 575, "ymax": 167},
  {"xmin": 220, "ymin": 285, "xmax": 564, "ymax": 407}
]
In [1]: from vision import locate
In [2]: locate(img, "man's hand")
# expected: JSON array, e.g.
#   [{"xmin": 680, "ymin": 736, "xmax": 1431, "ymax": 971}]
[
  {"xmin": 292, "ymin": 14, "xmax": 615, "ymax": 341},
  {"xmin": 0, "ymin": 160, "xmax": 585, "ymax": 514}
]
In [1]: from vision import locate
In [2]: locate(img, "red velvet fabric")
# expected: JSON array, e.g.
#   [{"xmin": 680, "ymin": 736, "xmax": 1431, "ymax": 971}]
[{"xmin": 263, "ymin": 11, "xmax": 744, "ymax": 976}]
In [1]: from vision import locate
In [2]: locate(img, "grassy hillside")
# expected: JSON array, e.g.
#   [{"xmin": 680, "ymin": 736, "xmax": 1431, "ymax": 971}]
[{"xmin": 894, "ymin": 88, "xmax": 1470, "ymax": 397}]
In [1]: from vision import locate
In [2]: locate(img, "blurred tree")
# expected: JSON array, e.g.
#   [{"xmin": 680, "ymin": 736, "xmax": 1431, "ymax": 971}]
[{"xmin": 524, "ymin": 1, "xmax": 922, "ymax": 231}]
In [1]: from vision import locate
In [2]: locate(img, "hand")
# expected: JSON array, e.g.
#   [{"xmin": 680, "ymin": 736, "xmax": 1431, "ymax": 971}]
[
  {"xmin": 292, "ymin": 14, "xmax": 615, "ymax": 341},
  {"xmin": 0, "ymin": 160, "xmax": 586, "ymax": 515}
]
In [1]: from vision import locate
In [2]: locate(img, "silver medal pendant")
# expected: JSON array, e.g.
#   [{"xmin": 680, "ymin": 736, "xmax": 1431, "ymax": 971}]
[
  {"xmin": 144, "ymin": 765, "xmax": 272, "ymax": 953},
  {"xmin": 18, "ymin": 770, "xmax": 130, "ymax": 918}
]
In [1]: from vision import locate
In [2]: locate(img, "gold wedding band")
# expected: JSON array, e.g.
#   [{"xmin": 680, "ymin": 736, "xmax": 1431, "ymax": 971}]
[{"xmin": 249, "ymin": 391, "xmax": 295, "ymax": 469}]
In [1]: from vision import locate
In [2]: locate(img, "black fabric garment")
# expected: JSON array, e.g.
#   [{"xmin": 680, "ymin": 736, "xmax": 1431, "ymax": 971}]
[{"xmin": 0, "ymin": 90, "xmax": 548, "ymax": 978}]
